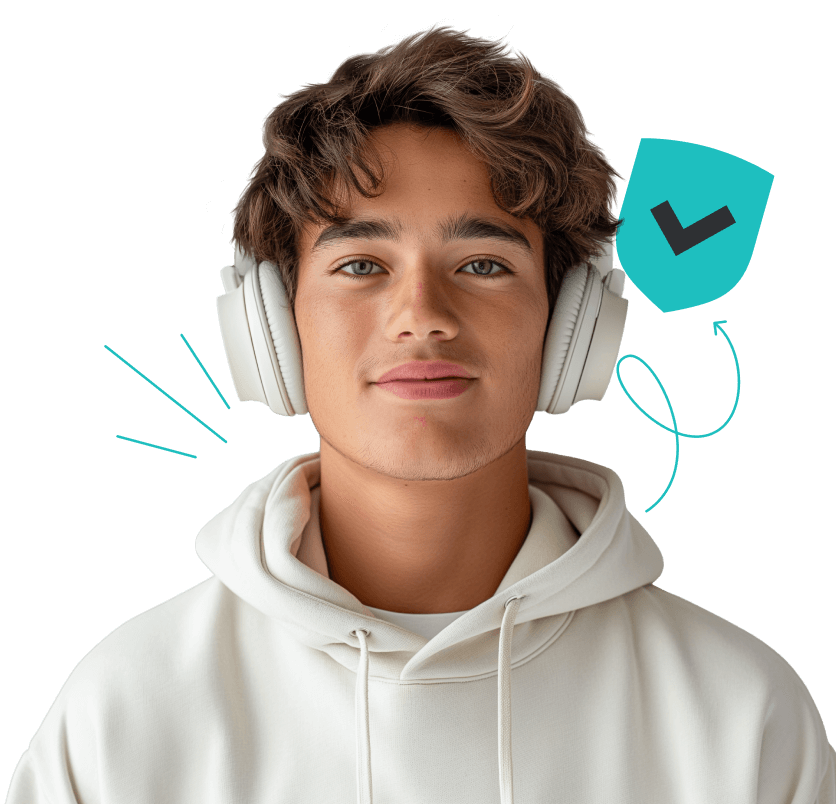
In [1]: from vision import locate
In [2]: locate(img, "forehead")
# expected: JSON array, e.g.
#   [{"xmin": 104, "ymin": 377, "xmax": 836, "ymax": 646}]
[{"xmin": 298, "ymin": 123, "xmax": 543, "ymax": 253}]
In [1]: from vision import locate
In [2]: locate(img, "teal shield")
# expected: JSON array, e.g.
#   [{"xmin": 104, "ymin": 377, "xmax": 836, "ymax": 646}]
[{"xmin": 615, "ymin": 138, "xmax": 773, "ymax": 312}]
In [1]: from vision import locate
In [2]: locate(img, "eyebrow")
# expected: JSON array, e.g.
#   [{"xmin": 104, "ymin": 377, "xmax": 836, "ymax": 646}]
[{"xmin": 310, "ymin": 213, "xmax": 533, "ymax": 254}]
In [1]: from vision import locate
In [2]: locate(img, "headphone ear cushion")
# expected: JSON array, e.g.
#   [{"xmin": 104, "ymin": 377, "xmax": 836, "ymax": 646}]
[{"xmin": 257, "ymin": 262, "xmax": 308, "ymax": 416}]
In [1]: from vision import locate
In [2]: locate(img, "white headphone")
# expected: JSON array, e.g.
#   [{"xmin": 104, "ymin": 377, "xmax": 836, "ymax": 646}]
[{"xmin": 216, "ymin": 239, "xmax": 628, "ymax": 416}]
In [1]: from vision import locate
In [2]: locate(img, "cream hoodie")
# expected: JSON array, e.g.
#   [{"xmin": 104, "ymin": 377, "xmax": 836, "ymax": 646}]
[{"xmin": 6, "ymin": 449, "xmax": 836, "ymax": 803}]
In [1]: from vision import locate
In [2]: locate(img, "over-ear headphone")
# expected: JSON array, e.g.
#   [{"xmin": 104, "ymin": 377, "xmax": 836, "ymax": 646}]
[{"xmin": 216, "ymin": 240, "xmax": 628, "ymax": 416}]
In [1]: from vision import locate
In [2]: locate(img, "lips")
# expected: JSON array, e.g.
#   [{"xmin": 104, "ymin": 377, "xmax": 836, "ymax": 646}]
[
  {"xmin": 376, "ymin": 361, "xmax": 472, "ymax": 383},
  {"xmin": 376, "ymin": 376, "xmax": 472, "ymax": 400},
  {"xmin": 387, "ymin": 378, "xmax": 458, "ymax": 383}
]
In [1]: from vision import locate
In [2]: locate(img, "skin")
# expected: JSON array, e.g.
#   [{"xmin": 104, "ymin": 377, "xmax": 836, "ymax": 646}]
[{"xmin": 293, "ymin": 123, "xmax": 549, "ymax": 614}]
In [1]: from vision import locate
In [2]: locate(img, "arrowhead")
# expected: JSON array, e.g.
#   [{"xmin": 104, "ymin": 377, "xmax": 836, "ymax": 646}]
[{"xmin": 713, "ymin": 320, "xmax": 727, "ymax": 336}]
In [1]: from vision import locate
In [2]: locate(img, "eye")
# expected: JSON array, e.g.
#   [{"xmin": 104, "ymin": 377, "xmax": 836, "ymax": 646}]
[{"xmin": 333, "ymin": 258, "xmax": 515, "ymax": 281}]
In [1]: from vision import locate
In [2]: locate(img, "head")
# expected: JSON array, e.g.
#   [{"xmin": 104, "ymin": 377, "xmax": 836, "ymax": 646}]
[
  {"xmin": 231, "ymin": 27, "xmax": 623, "ymax": 481},
  {"xmin": 233, "ymin": 27, "xmax": 623, "ymax": 321},
  {"xmin": 291, "ymin": 121, "xmax": 551, "ymax": 481}
]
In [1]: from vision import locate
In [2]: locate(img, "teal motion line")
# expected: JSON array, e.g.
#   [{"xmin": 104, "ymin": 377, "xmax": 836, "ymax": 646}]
[
  {"xmin": 615, "ymin": 321, "xmax": 741, "ymax": 512},
  {"xmin": 104, "ymin": 332, "xmax": 230, "ymax": 460}
]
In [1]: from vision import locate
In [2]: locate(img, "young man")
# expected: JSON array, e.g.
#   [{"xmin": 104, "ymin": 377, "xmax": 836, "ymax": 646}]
[
  {"xmin": 7, "ymin": 27, "xmax": 834, "ymax": 804},
  {"xmin": 294, "ymin": 118, "xmax": 550, "ymax": 617}
]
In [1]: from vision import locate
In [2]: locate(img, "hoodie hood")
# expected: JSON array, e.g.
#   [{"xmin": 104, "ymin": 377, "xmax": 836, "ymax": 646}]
[
  {"xmin": 195, "ymin": 448, "xmax": 664, "ymax": 804},
  {"xmin": 196, "ymin": 448, "xmax": 663, "ymax": 677}
]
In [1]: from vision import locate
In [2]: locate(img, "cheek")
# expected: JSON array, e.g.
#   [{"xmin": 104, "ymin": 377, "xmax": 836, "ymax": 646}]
[{"xmin": 298, "ymin": 304, "xmax": 360, "ymax": 383}]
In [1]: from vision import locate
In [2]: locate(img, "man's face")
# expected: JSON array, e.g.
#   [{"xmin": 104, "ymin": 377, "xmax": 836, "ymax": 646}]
[{"xmin": 294, "ymin": 123, "xmax": 549, "ymax": 482}]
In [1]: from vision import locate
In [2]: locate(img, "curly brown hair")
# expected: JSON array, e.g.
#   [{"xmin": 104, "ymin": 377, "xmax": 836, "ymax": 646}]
[{"xmin": 231, "ymin": 26, "xmax": 623, "ymax": 322}]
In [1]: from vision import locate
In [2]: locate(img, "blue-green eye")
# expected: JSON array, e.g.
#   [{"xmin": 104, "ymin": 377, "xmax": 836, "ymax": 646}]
[{"xmin": 334, "ymin": 258, "xmax": 514, "ymax": 281}]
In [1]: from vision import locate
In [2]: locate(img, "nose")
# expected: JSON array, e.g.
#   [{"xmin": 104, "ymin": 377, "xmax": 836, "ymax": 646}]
[{"xmin": 385, "ymin": 264, "xmax": 460, "ymax": 343}]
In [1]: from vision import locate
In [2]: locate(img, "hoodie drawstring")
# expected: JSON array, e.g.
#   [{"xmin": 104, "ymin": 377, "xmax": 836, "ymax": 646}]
[{"xmin": 350, "ymin": 594, "xmax": 525, "ymax": 804}]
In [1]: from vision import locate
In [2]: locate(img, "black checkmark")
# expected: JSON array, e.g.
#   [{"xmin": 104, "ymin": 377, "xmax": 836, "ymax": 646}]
[{"xmin": 651, "ymin": 200, "xmax": 736, "ymax": 256}]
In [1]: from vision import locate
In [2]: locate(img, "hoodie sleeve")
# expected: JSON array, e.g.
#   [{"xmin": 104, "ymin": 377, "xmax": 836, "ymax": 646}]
[
  {"xmin": 5, "ymin": 663, "xmax": 102, "ymax": 804},
  {"xmin": 756, "ymin": 665, "xmax": 836, "ymax": 804},
  {"xmin": 5, "ymin": 749, "xmax": 73, "ymax": 804},
  {"xmin": 817, "ymin": 746, "xmax": 836, "ymax": 804}
]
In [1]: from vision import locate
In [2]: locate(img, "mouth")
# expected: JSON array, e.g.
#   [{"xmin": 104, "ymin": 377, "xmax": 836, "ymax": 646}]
[
  {"xmin": 374, "ymin": 376, "xmax": 473, "ymax": 400},
  {"xmin": 382, "ymin": 377, "xmax": 467, "ymax": 385}
]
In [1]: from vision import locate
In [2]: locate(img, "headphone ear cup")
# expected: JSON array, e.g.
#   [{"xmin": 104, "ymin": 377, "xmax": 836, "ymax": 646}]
[
  {"xmin": 253, "ymin": 263, "xmax": 308, "ymax": 416},
  {"xmin": 216, "ymin": 259, "xmax": 308, "ymax": 416},
  {"xmin": 538, "ymin": 262, "xmax": 627, "ymax": 414},
  {"xmin": 537, "ymin": 263, "xmax": 590, "ymax": 414},
  {"xmin": 217, "ymin": 276, "xmax": 271, "ymax": 409}
]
